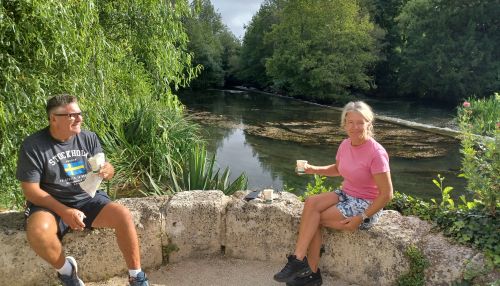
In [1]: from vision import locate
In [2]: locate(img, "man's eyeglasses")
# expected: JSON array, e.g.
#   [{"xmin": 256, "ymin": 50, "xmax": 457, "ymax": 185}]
[{"xmin": 53, "ymin": 112, "xmax": 83, "ymax": 119}]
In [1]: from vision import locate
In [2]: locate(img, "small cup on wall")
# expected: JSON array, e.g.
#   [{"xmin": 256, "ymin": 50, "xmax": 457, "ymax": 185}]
[{"xmin": 263, "ymin": 189, "xmax": 274, "ymax": 204}]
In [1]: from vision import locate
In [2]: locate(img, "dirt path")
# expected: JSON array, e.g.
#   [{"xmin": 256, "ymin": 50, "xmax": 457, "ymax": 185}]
[{"xmin": 86, "ymin": 256, "xmax": 357, "ymax": 286}]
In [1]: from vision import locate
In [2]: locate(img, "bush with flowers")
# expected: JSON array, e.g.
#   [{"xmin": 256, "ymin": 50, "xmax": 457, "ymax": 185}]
[
  {"xmin": 388, "ymin": 93, "xmax": 499, "ymax": 279},
  {"xmin": 458, "ymin": 93, "xmax": 499, "ymax": 215}
]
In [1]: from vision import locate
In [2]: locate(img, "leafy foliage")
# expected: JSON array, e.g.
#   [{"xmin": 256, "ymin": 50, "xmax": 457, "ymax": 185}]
[
  {"xmin": 359, "ymin": 0, "xmax": 407, "ymax": 96},
  {"xmin": 396, "ymin": 245, "xmax": 429, "ymax": 286},
  {"xmin": 235, "ymin": 0, "xmax": 499, "ymax": 104},
  {"xmin": 183, "ymin": 0, "xmax": 240, "ymax": 89},
  {"xmin": 0, "ymin": 0, "xmax": 200, "ymax": 208},
  {"xmin": 299, "ymin": 175, "xmax": 335, "ymax": 201},
  {"xmin": 458, "ymin": 94, "xmax": 499, "ymax": 215},
  {"xmin": 264, "ymin": 0, "xmax": 379, "ymax": 101},
  {"xmin": 387, "ymin": 175, "xmax": 500, "ymax": 268},
  {"xmin": 396, "ymin": 0, "xmax": 500, "ymax": 103},
  {"xmin": 459, "ymin": 94, "xmax": 500, "ymax": 137},
  {"xmin": 432, "ymin": 174, "xmax": 455, "ymax": 210},
  {"xmin": 98, "ymin": 0, "xmax": 200, "ymax": 95},
  {"xmin": 237, "ymin": 0, "xmax": 280, "ymax": 89},
  {"xmin": 106, "ymin": 101, "xmax": 200, "ymax": 198}
]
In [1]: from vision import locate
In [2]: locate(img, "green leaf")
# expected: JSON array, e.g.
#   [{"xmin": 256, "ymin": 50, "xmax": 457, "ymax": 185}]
[{"xmin": 432, "ymin": 179, "xmax": 441, "ymax": 189}]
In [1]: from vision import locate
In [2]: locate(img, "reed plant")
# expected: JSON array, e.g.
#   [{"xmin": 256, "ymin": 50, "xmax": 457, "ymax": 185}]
[
  {"xmin": 98, "ymin": 100, "xmax": 202, "ymax": 198},
  {"xmin": 152, "ymin": 145, "xmax": 248, "ymax": 196}
]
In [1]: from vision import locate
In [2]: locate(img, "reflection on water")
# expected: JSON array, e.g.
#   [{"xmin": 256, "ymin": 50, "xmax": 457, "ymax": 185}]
[
  {"xmin": 213, "ymin": 128, "xmax": 282, "ymax": 189},
  {"xmin": 179, "ymin": 89, "xmax": 466, "ymax": 199}
]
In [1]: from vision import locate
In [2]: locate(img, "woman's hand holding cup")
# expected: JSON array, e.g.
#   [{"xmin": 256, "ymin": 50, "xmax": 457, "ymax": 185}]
[{"xmin": 296, "ymin": 160, "xmax": 308, "ymax": 175}]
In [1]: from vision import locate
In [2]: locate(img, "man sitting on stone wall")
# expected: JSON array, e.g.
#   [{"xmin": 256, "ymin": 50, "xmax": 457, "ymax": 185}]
[{"xmin": 16, "ymin": 94, "xmax": 149, "ymax": 286}]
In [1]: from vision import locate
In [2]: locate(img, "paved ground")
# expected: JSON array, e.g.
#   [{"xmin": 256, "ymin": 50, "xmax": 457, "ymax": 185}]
[{"xmin": 86, "ymin": 256, "xmax": 357, "ymax": 286}]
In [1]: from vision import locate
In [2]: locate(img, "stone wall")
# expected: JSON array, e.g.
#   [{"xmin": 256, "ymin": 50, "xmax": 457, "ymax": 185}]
[{"xmin": 0, "ymin": 191, "xmax": 496, "ymax": 285}]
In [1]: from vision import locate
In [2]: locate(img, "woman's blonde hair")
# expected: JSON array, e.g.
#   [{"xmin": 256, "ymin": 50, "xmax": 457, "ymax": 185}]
[{"xmin": 340, "ymin": 101, "xmax": 374, "ymax": 137}]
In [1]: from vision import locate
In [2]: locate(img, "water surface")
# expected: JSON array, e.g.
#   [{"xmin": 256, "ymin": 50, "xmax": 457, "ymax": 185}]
[{"xmin": 179, "ymin": 89, "xmax": 466, "ymax": 199}]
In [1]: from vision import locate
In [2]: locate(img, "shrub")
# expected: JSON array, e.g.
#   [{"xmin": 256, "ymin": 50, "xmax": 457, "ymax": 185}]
[
  {"xmin": 391, "ymin": 93, "xmax": 500, "ymax": 268},
  {"xmin": 387, "ymin": 175, "xmax": 500, "ymax": 268},
  {"xmin": 157, "ymin": 145, "xmax": 248, "ymax": 196},
  {"xmin": 458, "ymin": 94, "xmax": 499, "ymax": 216},
  {"xmin": 299, "ymin": 175, "xmax": 336, "ymax": 201},
  {"xmin": 102, "ymin": 100, "xmax": 201, "ymax": 198}
]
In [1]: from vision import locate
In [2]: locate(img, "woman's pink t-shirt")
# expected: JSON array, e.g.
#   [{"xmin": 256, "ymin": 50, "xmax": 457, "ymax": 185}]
[{"xmin": 335, "ymin": 137, "xmax": 390, "ymax": 200}]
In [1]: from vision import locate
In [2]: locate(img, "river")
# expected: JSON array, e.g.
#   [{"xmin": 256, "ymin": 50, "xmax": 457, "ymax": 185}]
[{"xmin": 178, "ymin": 89, "xmax": 466, "ymax": 200}]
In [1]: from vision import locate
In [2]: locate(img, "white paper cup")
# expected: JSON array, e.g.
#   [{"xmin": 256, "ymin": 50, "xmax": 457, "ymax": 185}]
[
  {"xmin": 89, "ymin": 153, "xmax": 105, "ymax": 173},
  {"xmin": 263, "ymin": 189, "xmax": 274, "ymax": 203},
  {"xmin": 296, "ymin": 160, "xmax": 307, "ymax": 175}
]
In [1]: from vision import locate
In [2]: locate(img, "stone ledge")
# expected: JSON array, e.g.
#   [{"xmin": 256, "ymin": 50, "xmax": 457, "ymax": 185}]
[{"xmin": 0, "ymin": 191, "xmax": 496, "ymax": 286}]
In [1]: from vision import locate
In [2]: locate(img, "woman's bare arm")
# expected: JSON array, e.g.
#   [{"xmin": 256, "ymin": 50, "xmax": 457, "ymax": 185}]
[{"xmin": 304, "ymin": 161, "xmax": 341, "ymax": 177}]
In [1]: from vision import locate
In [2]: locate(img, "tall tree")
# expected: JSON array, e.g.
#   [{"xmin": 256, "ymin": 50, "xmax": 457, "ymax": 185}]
[
  {"xmin": 265, "ymin": 0, "xmax": 380, "ymax": 101},
  {"xmin": 360, "ymin": 0, "xmax": 408, "ymax": 97},
  {"xmin": 397, "ymin": 0, "xmax": 500, "ymax": 103},
  {"xmin": 184, "ymin": 0, "xmax": 240, "ymax": 88},
  {"xmin": 97, "ymin": 0, "xmax": 199, "ymax": 102},
  {"xmin": 237, "ymin": 0, "xmax": 281, "ymax": 89},
  {"xmin": 219, "ymin": 30, "xmax": 242, "ymax": 86}
]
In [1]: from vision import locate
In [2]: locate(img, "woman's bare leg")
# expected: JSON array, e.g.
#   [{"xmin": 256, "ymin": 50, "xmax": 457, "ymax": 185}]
[
  {"xmin": 294, "ymin": 192, "xmax": 339, "ymax": 259},
  {"xmin": 306, "ymin": 227, "xmax": 322, "ymax": 272},
  {"xmin": 274, "ymin": 193, "xmax": 346, "ymax": 283},
  {"xmin": 305, "ymin": 205, "xmax": 348, "ymax": 271}
]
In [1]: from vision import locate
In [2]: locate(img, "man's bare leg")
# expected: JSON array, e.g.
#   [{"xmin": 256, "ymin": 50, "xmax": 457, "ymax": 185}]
[
  {"xmin": 92, "ymin": 202, "xmax": 141, "ymax": 269},
  {"xmin": 26, "ymin": 211, "xmax": 66, "ymax": 268}
]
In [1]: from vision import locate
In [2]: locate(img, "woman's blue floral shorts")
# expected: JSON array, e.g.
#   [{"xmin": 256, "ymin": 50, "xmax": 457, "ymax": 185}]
[{"xmin": 334, "ymin": 189, "xmax": 382, "ymax": 230}]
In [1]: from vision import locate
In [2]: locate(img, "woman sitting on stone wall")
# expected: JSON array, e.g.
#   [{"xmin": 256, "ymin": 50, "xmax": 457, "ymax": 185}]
[{"xmin": 273, "ymin": 101, "xmax": 394, "ymax": 286}]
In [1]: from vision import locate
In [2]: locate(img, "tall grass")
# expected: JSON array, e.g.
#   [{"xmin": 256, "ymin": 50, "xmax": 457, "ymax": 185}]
[
  {"xmin": 102, "ymin": 101, "xmax": 202, "ymax": 198},
  {"xmin": 460, "ymin": 93, "xmax": 500, "ymax": 136}
]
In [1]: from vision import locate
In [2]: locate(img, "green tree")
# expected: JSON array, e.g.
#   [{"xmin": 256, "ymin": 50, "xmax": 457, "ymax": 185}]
[
  {"xmin": 219, "ymin": 30, "xmax": 242, "ymax": 86},
  {"xmin": 264, "ymin": 0, "xmax": 380, "ymax": 101},
  {"xmin": 237, "ymin": 0, "xmax": 281, "ymax": 89},
  {"xmin": 360, "ymin": 0, "xmax": 408, "ymax": 97},
  {"xmin": 397, "ymin": 0, "xmax": 500, "ymax": 103},
  {"xmin": 97, "ymin": 0, "xmax": 199, "ymax": 97},
  {"xmin": 183, "ymin": 0, "xmax": 240, "ymax": 88}
]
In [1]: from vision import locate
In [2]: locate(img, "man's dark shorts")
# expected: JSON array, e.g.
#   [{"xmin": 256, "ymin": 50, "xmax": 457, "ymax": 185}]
[{"xmin": 24, "ymin": 190, "xmax": 111, "ymax": 240}]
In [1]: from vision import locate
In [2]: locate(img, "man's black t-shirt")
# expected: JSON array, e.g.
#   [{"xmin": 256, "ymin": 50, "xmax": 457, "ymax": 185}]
[{"xmin": 16, "ymin": 127, "xmax": 103, "ymax": 204}]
